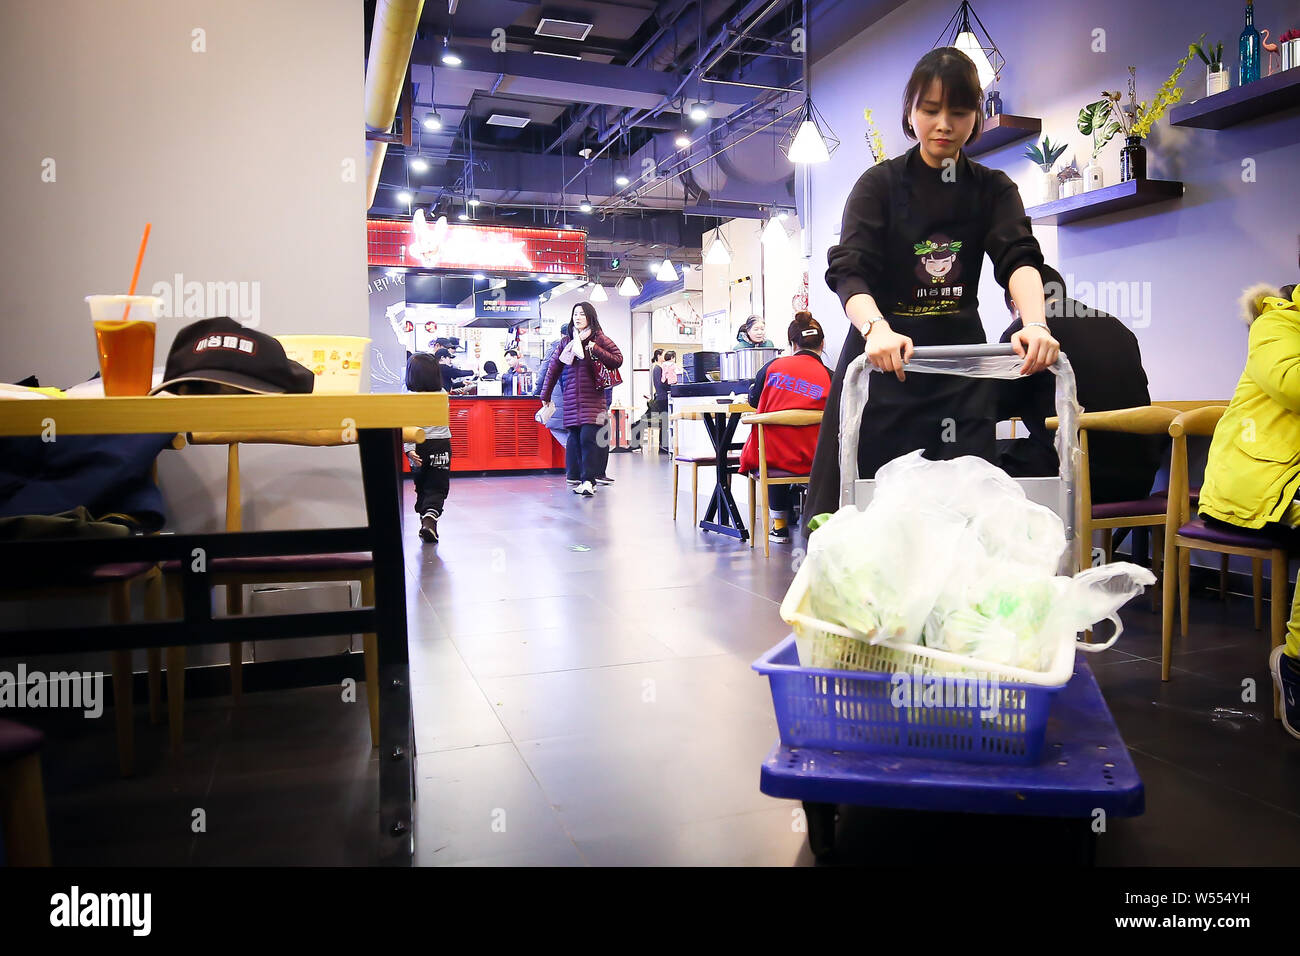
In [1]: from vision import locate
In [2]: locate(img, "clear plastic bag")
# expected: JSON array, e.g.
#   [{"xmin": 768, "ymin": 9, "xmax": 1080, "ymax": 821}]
[
  {"xmin": 805, "ymin": 499, "xmax": 968, "ymax": 643},
  {"xmin": 807, "ymin": 453, "xmax": 1155, "ymax": 674}
]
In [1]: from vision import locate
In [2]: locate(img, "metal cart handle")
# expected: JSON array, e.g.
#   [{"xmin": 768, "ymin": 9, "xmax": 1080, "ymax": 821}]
[{"xmin": 908, "ymin": 343, "xmax": 1019, "ymax": 360}]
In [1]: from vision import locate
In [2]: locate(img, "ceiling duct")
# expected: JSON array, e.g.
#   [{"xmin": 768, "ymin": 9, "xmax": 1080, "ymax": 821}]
[{"xmin": 363, "ymin": 0, "xmax": 427, "ymax": 209}]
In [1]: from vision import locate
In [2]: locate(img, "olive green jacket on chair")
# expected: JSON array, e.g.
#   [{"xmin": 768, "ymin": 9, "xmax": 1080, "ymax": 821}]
[{"xmin": 1200, "ymin": 287, "xmax": 1300, "ymax": 530}]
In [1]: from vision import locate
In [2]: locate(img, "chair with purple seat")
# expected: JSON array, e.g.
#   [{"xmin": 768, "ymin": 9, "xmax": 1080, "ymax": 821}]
[
  {"xmin": 1162, "ymin": 405, "xmax": 1288, "ymax": 716},
  {"xmin": 740, "ymin": 409, "xmax": 823, "ymax": 558},
  {"xmin": 159, "ymin": 428, "xmax": 423, "ymax": 754},
  {"xmin": 0, "ymin": 719, "xmax": 51, "ymax": 865}
]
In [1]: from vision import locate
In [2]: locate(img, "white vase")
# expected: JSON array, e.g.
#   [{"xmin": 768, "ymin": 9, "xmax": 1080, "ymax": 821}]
[
  {"xmin": 1083, "ymin": 163, "xmax": 1104, "ymax": 191},
  {"xmin": 1207, "ymin": 66, "xmax": 1229, "ymax": 96},
  {"xmin": 1040, "ymin": 169, "xmax": 1057, "ymax": 204}
]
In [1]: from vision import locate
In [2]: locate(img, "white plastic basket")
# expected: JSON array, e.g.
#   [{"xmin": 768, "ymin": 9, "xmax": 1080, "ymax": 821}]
[{"xmin": 779, "ymin": 556, "xmax": 1113, "ymax": 688}]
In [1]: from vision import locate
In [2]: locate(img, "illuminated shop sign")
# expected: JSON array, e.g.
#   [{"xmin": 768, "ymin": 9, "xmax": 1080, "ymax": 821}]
[{"xmin": 367, "ymin": 213, "xmax": 585, "ymax": 278}]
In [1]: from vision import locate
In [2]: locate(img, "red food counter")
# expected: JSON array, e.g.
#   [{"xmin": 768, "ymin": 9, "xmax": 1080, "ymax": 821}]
[{"xmin": 447, "ymin": 396, "xmax": 564, "ymax": 472}]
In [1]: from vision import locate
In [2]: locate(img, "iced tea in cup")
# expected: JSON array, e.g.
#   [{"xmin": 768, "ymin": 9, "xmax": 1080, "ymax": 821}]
[{"xmin": 85, "ymin": 295, "xmax": 162, "ymax": 395}]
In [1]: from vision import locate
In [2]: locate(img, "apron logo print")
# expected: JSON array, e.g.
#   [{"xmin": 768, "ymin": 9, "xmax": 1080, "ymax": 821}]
[{"xmin": 914, "ymin": 235, "xmax": 963, "ymax": 286}]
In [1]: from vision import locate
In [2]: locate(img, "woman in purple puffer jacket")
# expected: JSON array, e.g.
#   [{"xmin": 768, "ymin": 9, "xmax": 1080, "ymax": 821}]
[{"xmin": 540, "ymin": 301, "xmax": 623, "ymax": 497}]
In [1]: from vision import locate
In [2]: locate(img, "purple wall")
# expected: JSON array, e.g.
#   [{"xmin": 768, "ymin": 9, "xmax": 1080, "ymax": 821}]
[{"xmin": 805, "ymin": 0, "xmax": 1300, "ymax": 401}]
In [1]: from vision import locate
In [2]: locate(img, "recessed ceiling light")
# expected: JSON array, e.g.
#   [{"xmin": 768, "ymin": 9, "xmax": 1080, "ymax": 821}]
[
  {"xmin": 534, "ymin": 50, "xmax": 582, "ymax": 60},
  {"xmin": 487, "ymin": 113, "xmax": 531, "ymax": 128},
  {"xmin": 674, "ymin": 131, "xmax": 691, "ymax": 149},
  {"xmin": 423, "ymin": 110, "xmax": 443, "ymax": 130},
  {"xmin": 468, "ymin": 196, "xmax": 481, "ymax": 207},
  {"xmin": 396, "ymin": 190, "xmax": 412, "ymax": 204},
  {"xmin": 614, "ymin": 173, "xmax": 629, "ymax": 187},
  {"xmin": 534, "ymin": 16, "xmax": 593, "ymax": 41},
  {"xmin": 409, "ymin": 156, "xmax": 428, "ymax": 172}
]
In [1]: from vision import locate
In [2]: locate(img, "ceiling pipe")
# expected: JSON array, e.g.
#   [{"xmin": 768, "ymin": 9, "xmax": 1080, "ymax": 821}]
[{"xmin": 363, "ymin": 0, "xmax": 426, "ymax": 209}]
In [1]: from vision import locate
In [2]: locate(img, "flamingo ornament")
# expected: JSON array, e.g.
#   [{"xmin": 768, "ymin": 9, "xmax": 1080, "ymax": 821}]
[{"xmin": 1261, "ymin": 28, "xmax": 1280, "ymax": 77}]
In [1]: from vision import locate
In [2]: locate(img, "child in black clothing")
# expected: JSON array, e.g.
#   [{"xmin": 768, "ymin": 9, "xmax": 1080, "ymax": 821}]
[{"xmin": 405, "ymin": 352, "xmax": 452, "ymax": 544}]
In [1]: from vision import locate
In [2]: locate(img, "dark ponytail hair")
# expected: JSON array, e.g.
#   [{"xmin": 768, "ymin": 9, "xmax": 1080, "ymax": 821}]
[
  {"xmin": 788, "ymin": 311, "xmax": 824, "ymax": 352},
  {"xmin": 901, "ymin": 47, "xmax": 984, "ymax": 144}
]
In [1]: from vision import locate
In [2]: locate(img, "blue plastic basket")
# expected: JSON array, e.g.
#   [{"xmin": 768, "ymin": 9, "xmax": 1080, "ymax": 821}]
[{"xmin": 753, "ymin": 635, "xmax": 1066, "ymax": 765}]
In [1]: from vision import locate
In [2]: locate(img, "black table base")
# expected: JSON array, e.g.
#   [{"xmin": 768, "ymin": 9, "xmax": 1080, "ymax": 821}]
[{"xmin": 698, "ymin": 411, "xmax": 749, "ymax": 541}]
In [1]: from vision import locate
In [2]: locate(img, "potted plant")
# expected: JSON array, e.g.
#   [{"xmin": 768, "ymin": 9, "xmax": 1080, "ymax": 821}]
[
  {"xmin": 1192, "ymin": 35, "xmax": 1228, "ymax": 95},
  {"xmin": 1101, "ymin": 47, "xmax": 1196, "ymax": 182},
  {"xmin": 1024, "ymin": 135, "xmax": 1067, "ymax": 203},
  {"xmin": 1077, "ymin": 99, "xmax": 1121, "ymax": 191},
  {"xmin": 1057, "ymin": 162, "xmax": 1084, "ymax": 200}
]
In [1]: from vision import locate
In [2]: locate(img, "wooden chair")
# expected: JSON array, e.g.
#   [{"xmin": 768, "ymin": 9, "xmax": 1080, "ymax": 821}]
[
  {"xmin": 163, "ymin": 427, "xmax": 424, "ymax": 753},
  {"xmin": 669, "ymin": 411, "xmax": 740, "ymax": 526},
  {"xmin": 0, "ymin": 720, "xmax": 51, "ymax": 865},
  {"xmin": 740, "ymin": 409, "xmax": 823, "ymax": 558},
  {"xmin": 1162, "ymin": 406, "xmax": 1287, "ymax": 717}
]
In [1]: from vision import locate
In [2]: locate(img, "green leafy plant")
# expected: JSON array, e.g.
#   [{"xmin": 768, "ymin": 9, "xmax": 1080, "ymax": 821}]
[
  {"xmin": 1077, "ymin": 99, "xmax": 1122, "ymax": 162},
  {"xmin": 1191, "ymin": 33, "xmax": 1224, "ymax": 70},
  {"xmin": 1100, "ymin": 44, "xmax": 1197, "ymax": 141},
  {"xmin": 1024, "ymin": 135, "xmax": 1067, "ymax": 171}
]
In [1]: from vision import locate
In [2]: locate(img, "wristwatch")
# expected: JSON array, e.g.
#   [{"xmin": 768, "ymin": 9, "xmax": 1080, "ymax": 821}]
[{"xmin": 863, "ymin": 315, "xmax": 887, "ymax": 338}]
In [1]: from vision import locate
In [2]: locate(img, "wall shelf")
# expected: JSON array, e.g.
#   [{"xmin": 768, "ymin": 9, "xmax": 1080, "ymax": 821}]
[
  {"xmin": 1025, "ymin": 178, "xmax": 1184, "ymax": 225},
  {"xmin": 1170, "ymin": 67, "xmax": 1300, "ymax": 129},
  {"xmin": 965, "ymin": 113, "xmax": 1042, "ymax": 156}
]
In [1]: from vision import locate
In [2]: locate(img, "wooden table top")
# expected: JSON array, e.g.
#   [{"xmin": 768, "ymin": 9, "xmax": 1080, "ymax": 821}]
[
  {"xmin": 678, "ymin": 402, "xmax": 756, "ymax": 420},
  {"xmin": 0, "ymin": 392, "xmax": 448, "ymax": 437}
]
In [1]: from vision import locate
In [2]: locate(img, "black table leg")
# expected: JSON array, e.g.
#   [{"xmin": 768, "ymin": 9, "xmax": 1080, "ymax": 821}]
[
  {"xmin": 698, "ymin": 411, "xmax": 748, "ymax": 540},
  {"xmin": 358, "ymin": 427, "xmax": 416, "ymax": 867}
]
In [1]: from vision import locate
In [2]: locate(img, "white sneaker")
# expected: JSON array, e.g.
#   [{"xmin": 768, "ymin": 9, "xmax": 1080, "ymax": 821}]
[{"xmin": 578, "ymin": 481, "xmax": 596, "ymax": 497}]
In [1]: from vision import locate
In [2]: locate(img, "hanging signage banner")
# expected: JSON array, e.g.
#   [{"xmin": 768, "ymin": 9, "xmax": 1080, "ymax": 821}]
[{"xmin": 367, "ymin": 212, "xmax": 586, "ymax": 278}]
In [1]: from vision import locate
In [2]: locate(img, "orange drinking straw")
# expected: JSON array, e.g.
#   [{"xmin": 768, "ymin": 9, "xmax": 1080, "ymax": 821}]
[{"xmin": 120, "ymin": 222, "xmax": 152, "ymax": 322}]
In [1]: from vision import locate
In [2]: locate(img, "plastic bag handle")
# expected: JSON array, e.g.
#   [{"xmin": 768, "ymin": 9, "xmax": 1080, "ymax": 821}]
[{"xmin": 1075, "ymin": 614, "xmax": 1124, "ymax": 653}]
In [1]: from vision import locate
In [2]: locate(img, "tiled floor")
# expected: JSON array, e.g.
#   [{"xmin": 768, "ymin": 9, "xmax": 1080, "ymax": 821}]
[{"xmin": 30, "ymin": 450, "xmax": 1300, "ymax": 865}]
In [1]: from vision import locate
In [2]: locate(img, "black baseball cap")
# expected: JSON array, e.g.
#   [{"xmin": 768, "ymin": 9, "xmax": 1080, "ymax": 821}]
[{"xmin": 150, "ymin": 317, "xmax": 315, "ymax": 395}]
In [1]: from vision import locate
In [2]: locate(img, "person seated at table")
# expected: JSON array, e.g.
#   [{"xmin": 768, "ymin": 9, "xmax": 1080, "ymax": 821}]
[
  {"xmin": 995, "ymin": 264, "xmax": 1161, "ymax": 504},
  {"xmin": 738, "ymin": 312, "xmax": 832, "ymax": 543},
  {"xmin": 735, "ymin": 315, "xmax": 775, "ymax": 349},
  {"xmin": 1199, "ymin": 281, "xmax": 1300, "ymax": 740},
  {"xmin": 405, "ymin": 352, "xmax": 453, "ymax": 545},
  {"xmin": 435, "ymin": 347, "xmax": 475, "ymax": 395}
]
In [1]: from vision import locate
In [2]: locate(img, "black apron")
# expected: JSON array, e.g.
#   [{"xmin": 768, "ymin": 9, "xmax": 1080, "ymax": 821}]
[{"xmin": 803, "ymin": 148, "xmax": 999, "ymax": 529}]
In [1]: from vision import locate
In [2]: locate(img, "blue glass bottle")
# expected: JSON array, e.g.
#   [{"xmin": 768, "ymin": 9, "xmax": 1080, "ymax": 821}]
[{"xmin": 1239, "ymin": 0, "xmax": 1261, "ymax": 85}]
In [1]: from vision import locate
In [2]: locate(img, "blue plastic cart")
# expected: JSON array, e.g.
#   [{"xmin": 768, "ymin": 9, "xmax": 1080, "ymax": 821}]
[
  {"xmin": 758, "ymin": 655, "xmax": 1143, "ymax": 860},
  {"xmin": 759, "ymin": 344, "xmax": 1144, "ymax": 861}
]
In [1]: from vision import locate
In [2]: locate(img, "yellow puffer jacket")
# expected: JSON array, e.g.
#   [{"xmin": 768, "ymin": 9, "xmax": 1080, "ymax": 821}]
[{"xmin": 1200, "ymin": 286, "xmax": 1300, "ymax": 529}]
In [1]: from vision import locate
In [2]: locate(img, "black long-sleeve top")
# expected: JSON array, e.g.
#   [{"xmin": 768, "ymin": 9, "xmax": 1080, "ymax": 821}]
[{"xmin": 825, "ymin": 144, "xmax": 1043, "ymax": 337}]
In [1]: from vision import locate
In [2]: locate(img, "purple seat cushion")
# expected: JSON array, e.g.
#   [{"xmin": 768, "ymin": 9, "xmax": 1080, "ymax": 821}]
[
  {"xmin": 744, "ymin": 468, "xmax": 807, "ymax": 480},
  {"xmin": 676, "ymin": 455, "xmax": 740, "ymax": 464},
  {"xmin": 161, "ymin": 552, "xmax": 372, "ymax": 573},
  {"xmin": 1178, "ymin": 518, "xmax": 1290, "ymax": 551},
  {"xmin": 1092, "ymin": 496, "xmax": 1168, "ymax": 520},
  {"xmin": 10, "ymin": 561, "xmax": 156, "ymax": 590},
  {"xmin": 0, "ymin": 720, "xmax": 44, "ymax": 761}
]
